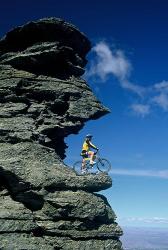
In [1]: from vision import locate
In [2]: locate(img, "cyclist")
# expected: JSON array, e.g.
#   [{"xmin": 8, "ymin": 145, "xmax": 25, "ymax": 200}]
[{"xmin": 81, "ymin": 134, "xmax": 98, "ymax": 173}]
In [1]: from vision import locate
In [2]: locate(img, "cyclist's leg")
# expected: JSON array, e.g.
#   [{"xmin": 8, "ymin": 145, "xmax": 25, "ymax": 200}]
[
  {"xmin": 82, "ymin": 158, "xmax": 86, "ymax": 170},
  {"xmin": 81, "ymin": 151, "xmax": 88, "ymax": 171},
  {"xmin": 88, "ymin": 151, "xmax": 96, "ymax": 164}
]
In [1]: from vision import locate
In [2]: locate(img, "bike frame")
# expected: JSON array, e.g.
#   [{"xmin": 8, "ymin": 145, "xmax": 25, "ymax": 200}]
[
  {"xmin": 83, "ymin": 150, "xmax": 100, "ymax": 168},
  {"xmin": 73, "ymin": 149, "xmax": 111, "ymax": 174}
]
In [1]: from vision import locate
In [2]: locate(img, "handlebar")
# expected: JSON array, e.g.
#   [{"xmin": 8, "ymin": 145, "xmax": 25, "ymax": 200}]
[{"xmin": 94, "ymin": 148, "xmax": 99, "ymax": 155}]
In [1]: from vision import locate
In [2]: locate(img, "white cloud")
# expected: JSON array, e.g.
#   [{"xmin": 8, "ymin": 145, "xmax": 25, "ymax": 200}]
[
  {"xmin": 86, "ymin": 41, "xmax": 145, "ymax": 96},
  {"xmin": 111, "ymin": 168, "xmax": 168, "ymax": 179},
  {"xmin": 87, "ymin": 42, "xmax": 131, "ymax": 81},
  {"xmin": 85, "ymin": 41, "xmax": 168, "ymax": 116},
  {"xmin": 151, "ymin": 217, "xmax": 168, "ymax": 224},
  {"xmin": 118, "ymin": 217, "xmax": 168, "ymax": 224},
  {"xmin": 154, "ymin": 80, "xmax": 168, "ymax": 92},
  {"xmin": 121, "ymin": 80, "xmax": 145, "ymax": 96},
  {"xmin": 152, "ymin": 93, "xmax": 168, "ymax": 111},
  {"xmin": 131, "ymin": 104, "xmax": 151, "ymax": 117}
]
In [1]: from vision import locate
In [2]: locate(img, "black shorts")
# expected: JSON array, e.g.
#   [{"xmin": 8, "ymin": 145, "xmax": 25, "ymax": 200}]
[{"xmin": 80, "ymin": 150, "xmax": 88, "ymax": 158}]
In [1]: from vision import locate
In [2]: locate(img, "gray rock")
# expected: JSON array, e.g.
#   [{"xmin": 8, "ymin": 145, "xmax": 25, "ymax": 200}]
[
  {"xmin": 0, "ymin": 194, "xmax": 33, "ymax": 220},
  {"xmin": 0, "ymin": 64, "xmax": 109, "ymax": 158},
  {"xmin": 0, "ymin": 17, "xmax": 123, "ymax": 249},
  {"xmin": 0, "ymin": 102, "xmax": 28, "ymax": 117},
  {"xmin": 0, "ymin": 18, "xmax": 91, "ymax": 78},
  {"xmin": 0, "ymin": 234, "xmax": 123, "ymax": 250},
  {"xmin": 34, "ymin": 190, "xmax": 116, "ymax": 222},
  {"xmin": 0, "ymin": 142, "xmax": 112, "ymax": 195}
]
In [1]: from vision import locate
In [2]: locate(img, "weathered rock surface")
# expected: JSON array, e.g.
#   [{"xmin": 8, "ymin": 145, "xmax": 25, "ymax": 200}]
[{"xmin": 0, "ymin": 18, "xmax": 123, "ymax": 249}]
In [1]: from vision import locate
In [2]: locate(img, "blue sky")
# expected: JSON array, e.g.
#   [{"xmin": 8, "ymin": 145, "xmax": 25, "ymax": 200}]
[{"xmin": 1, "ymin": 0, "xmax": 168, "ymax": 228}]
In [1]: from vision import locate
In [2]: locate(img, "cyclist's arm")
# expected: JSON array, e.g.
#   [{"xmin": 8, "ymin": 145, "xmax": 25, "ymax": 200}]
[{"xmin": 89, "ymin": 141, "xmax": 98, "ymax": 150}]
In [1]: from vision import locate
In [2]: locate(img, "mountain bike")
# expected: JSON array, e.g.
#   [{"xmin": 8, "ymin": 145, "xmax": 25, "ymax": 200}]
[{"xmin": 73, "ymin": 150, "xmax": 111, "ymax": 175}]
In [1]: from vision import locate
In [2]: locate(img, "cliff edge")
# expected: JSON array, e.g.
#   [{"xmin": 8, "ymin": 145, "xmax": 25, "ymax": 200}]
[{"xmin": 0, "ymin": 18, "xmax": 123, "ymax": 250}]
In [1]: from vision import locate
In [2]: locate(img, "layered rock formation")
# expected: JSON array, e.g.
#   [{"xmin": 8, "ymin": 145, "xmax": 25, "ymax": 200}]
[{"xmin": 0, "ymin": 18, "xmax": 123, "ymax": 249}]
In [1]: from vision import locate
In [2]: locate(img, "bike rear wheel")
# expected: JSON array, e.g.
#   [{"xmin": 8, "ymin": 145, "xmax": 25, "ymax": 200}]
[
  {"xmin": 97, "ymin": 158, "xmax": 111, "ymax": 173},
  {"xmin": 73, "ymin": 161, "xmax": 83, "ymax": 175}
]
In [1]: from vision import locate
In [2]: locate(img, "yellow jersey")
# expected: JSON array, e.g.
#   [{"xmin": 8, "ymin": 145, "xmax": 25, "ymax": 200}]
[{"xmin": 82, "ymin": 139, "xmax": 97, "ymax": 152}]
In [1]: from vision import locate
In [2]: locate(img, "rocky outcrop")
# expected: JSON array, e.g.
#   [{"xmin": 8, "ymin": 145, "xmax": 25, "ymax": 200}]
[{"xmin": 0, "ymin": 18, "xmax": 123, "ymax": 249}]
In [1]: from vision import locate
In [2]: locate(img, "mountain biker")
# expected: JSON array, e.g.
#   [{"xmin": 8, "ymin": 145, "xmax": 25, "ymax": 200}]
[{"xmin": 81, "ymin": 134, "xmax": 99, "ymax": 173}]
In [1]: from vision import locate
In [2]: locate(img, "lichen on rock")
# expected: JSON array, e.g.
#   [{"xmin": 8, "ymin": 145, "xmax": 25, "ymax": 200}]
[{"xmin": 0, "ymin": 18, "xmax": 123, "ymax": 249}]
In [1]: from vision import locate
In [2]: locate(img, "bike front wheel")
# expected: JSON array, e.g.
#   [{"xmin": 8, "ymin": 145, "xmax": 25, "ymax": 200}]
[
  {"xmin": 97, "ymin": 158, "xmax": 111, "ymax": 173},
  {"xmin": 73, "ymin": 161, "xmax": 83, "ymax": 175}
]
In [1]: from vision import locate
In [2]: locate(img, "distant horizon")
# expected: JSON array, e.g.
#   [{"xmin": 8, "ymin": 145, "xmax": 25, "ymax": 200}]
[{"xmin": 121, "ymin": 226, "xmax": 168, "ymax": 249}]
